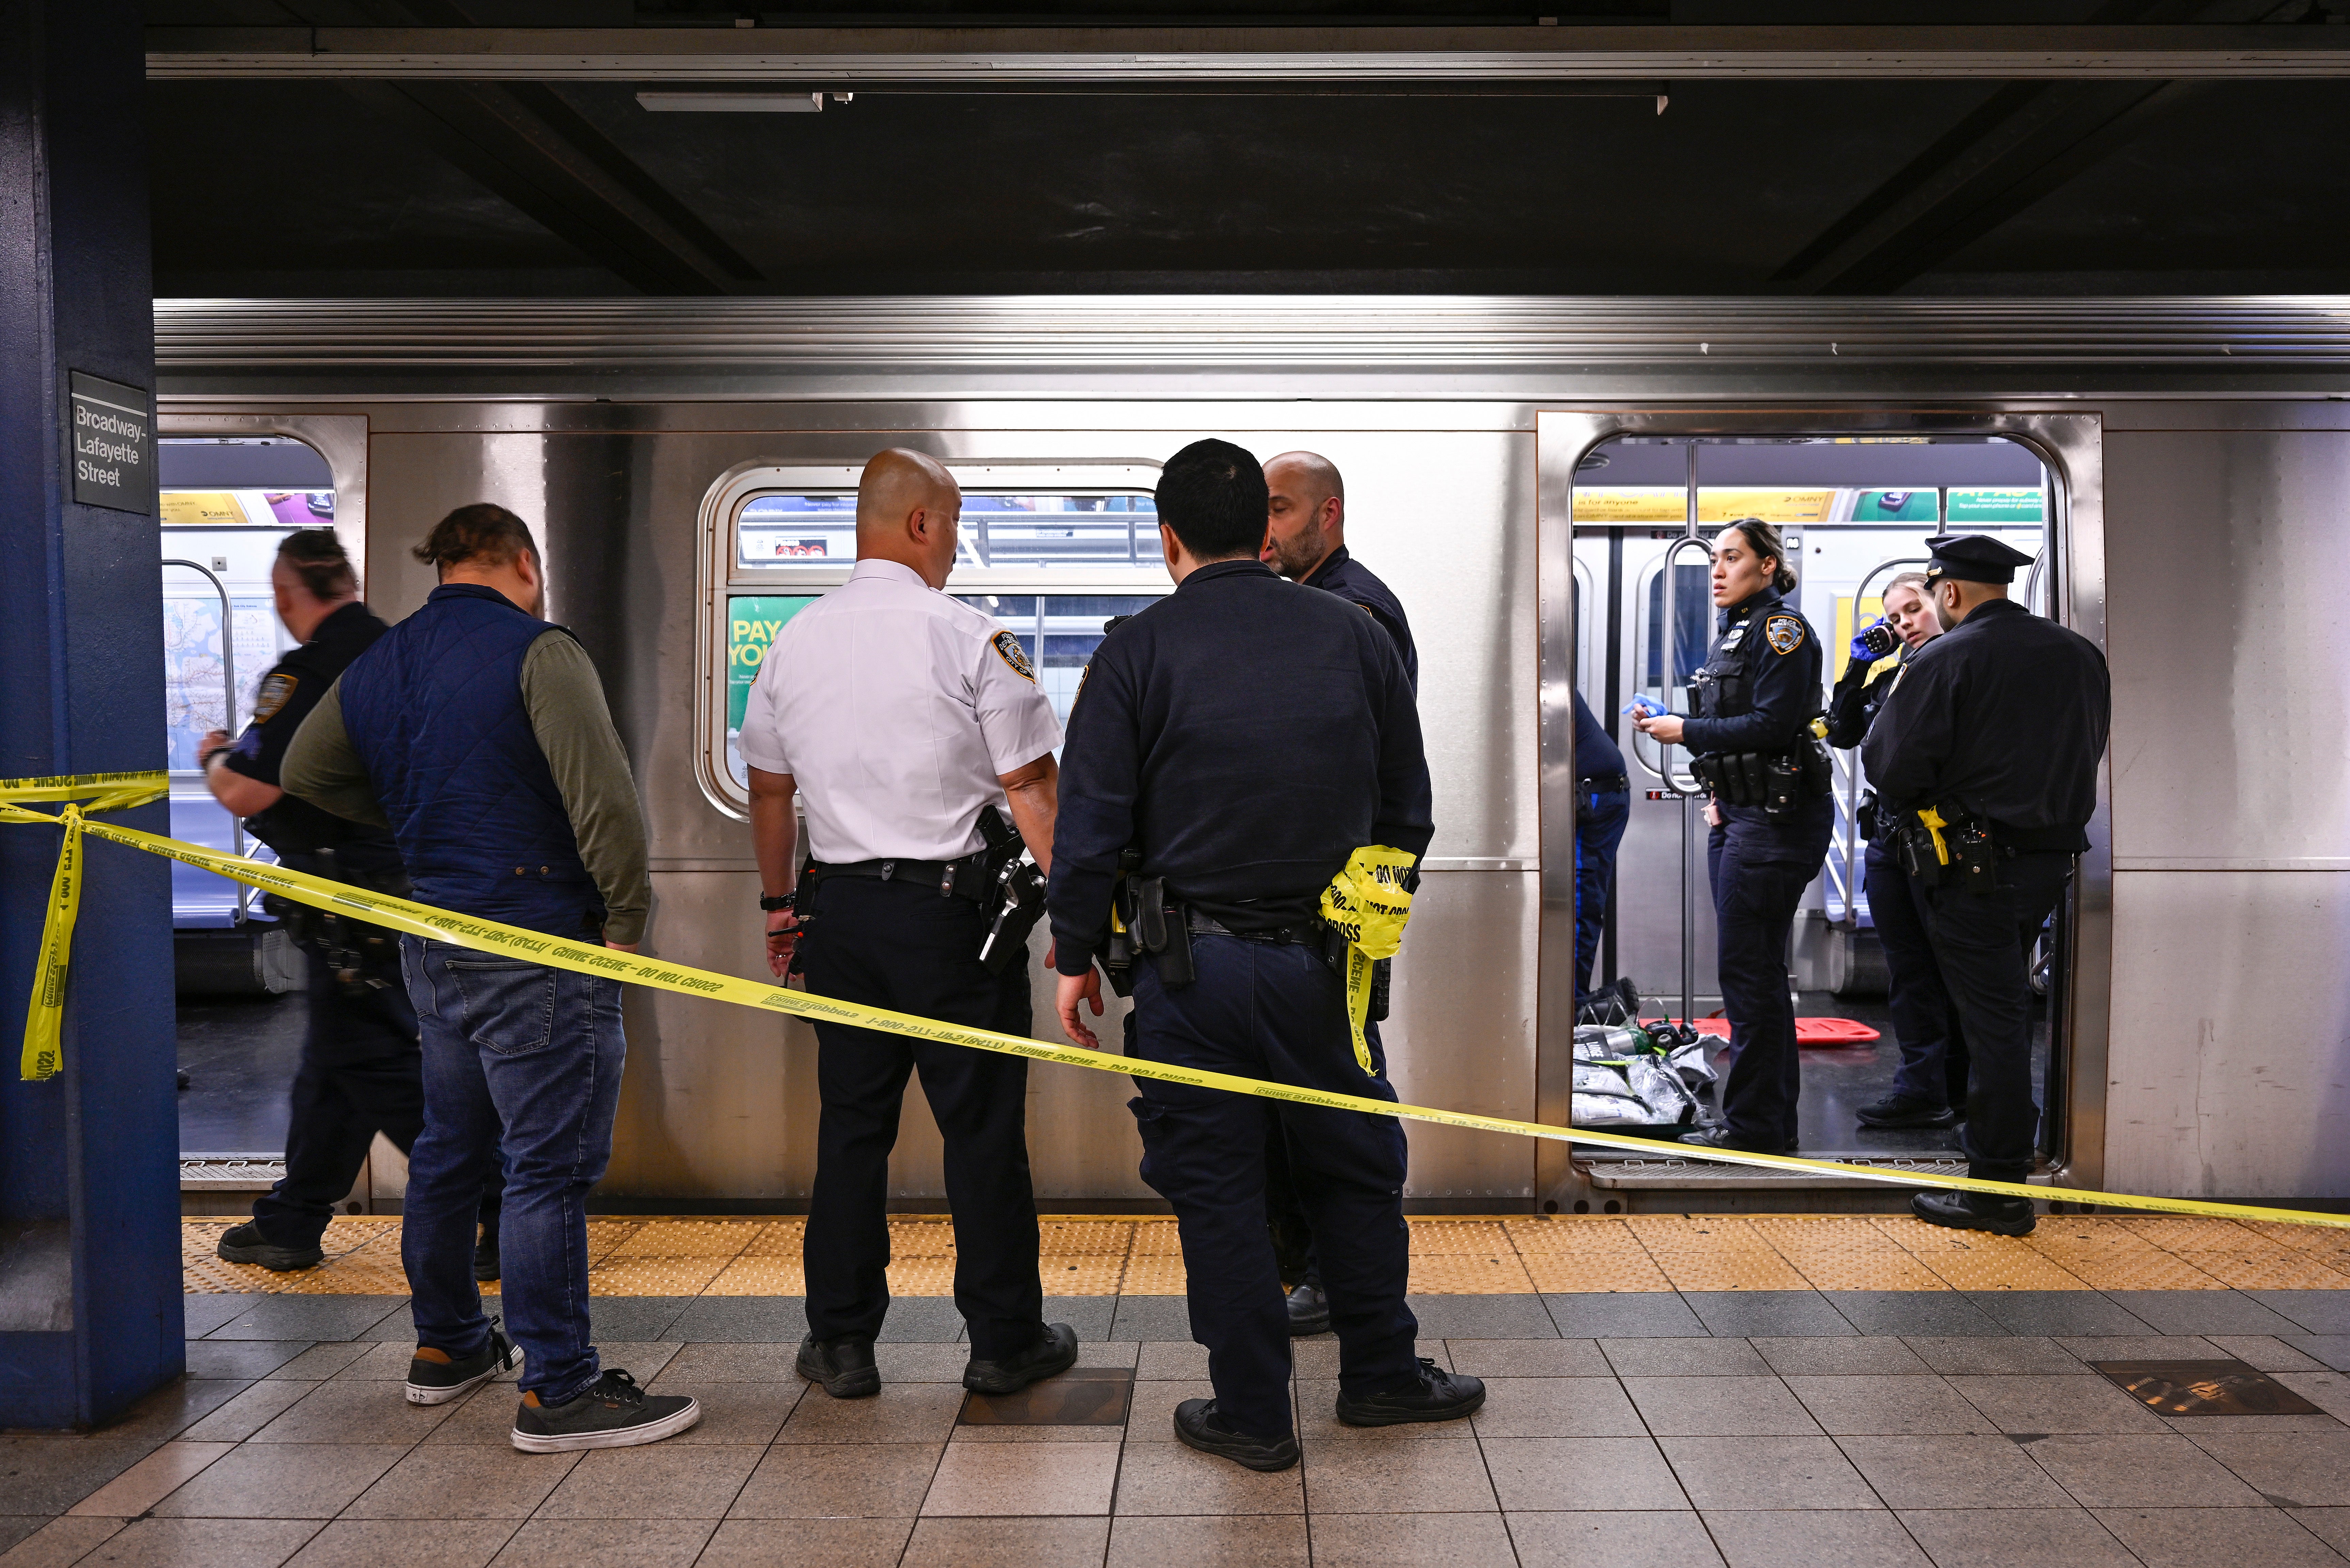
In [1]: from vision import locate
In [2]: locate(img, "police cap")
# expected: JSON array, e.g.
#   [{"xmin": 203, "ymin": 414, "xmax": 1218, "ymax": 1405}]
[{"xmin": 1924, "ymin": 533, "xmax": 2034, "ymax": 586}]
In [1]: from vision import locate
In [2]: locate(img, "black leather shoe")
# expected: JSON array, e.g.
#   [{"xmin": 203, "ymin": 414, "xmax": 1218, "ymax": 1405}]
[
  {"xmin": 963, "ymin": 1322, "xmax": 1078, "ymax": 1395},
  {"xmin": 1173, "ymin": 1397, "xmax": 1301, "ymax": 1471},
  {"xmin": 215, "ymin": 1221, "xmax": 323, "ymax": 1273},
  {"xmin": 1858, "ymin": 1095, "xmax": 1959, "ymax": 1130},
  {"xmin": 1285, "ymin": 1281, "xmax": 1331, "ymax": 1337},
  {"xmin": 473, "ymin": 1242, "xmax": 501, "ymax": 1283},
  {"xmin": 796, "ymin": 1334, "xmax": 880, "ymax": 1399},
  {"xmin": 1677, "ymin": 1127, "xmax": 1787, "ymax": 1156},
  {"xmin": 1333, "ymin": 1359, "xmax": 1486, "ymax": 1427},
  {"xmin": 1911, "ymin": 1189, "xmax": 2036, "ymax": 1237}
]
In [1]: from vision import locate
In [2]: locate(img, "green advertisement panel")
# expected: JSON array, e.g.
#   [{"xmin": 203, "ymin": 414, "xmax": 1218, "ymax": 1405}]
[{"xmin": 728, "ymin": 595, "xmax": 818, "ymax": 732}]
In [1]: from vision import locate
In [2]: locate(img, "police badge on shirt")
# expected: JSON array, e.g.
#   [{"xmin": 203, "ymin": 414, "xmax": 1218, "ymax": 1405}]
[
  {"xmin": 1764, "ymin": 615, "xmax": 1807, "ymax": 656},
  {"xmin": 991, "ymin": 630, "xmax": 1037, "ymax": 683}
]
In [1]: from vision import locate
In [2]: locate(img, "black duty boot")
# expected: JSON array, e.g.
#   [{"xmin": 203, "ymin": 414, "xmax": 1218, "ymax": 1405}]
[
  {"xmin": 510, "ymin": 1369, "xmax": 700, "ymax": 1453},
  {"xmin": 795, "ymin": 1334, "xmax": 880, "ymax": 1399},
  {"xmin": 473, "ymin": 1239, "xmax": 501, "ymax": 1283},
  {"xmin": 1173, "ymin": 1397, "xmax": 1301, "ymax": 1472},
  {"xmin": 1285, "ymin": 1280, "xmax": 1331, "ymax": 1337},
  {"xmin": 1857, "ymin": 1095, "xmax": 1959, "ymax": 1130},
  {"xmin": 963, "ymin": 1323, "xmax": 1078, "ymax": 1395},
  {"xmin": 1333, "ymin": 1359, "xmax": 1486, "ymax": 1428},
  {"xmin": 1911, "ymin": 1189, "xmax": 2037, "ymax": 1237},
  {"xmin": 405, "ymin": 1319, "xmax": 517, "ymax": 1406},
  {"xmin": 215, "ymin": 1221, "xmax": 324, "ymax": 1273},
  {"xmin": 1677, "ymin": 1127, "xmax": 1787, "ymax": 1156}
]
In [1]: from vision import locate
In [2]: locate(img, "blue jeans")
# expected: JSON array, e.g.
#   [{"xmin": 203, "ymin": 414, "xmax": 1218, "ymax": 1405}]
[
  {"xmin": 400, "ymin": 937, "xmax": 625, "ymax": 1402},
  {"xmin": 1574, "ymin": 787, "xmax": 1631, "ymax": 1005}
]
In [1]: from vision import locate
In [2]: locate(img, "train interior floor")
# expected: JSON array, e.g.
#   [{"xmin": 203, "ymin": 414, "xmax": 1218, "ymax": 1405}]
[{"xmin": 2, "ymin": 1218, "xmax": 2347, "ymax": 1567}]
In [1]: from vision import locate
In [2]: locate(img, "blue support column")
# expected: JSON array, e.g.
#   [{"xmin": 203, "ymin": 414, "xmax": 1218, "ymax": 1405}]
[{"xmin": 0, "ymin": 0, "xmax": 183, "ymax": 1428}]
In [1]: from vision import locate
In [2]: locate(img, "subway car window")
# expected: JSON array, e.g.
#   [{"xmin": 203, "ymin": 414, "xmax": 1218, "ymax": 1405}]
[
  {"xmin": 715, "ymin": 477, "xmax": 1163, "ymax": 793},
  {"xmin": 1571, "ymin": 434, "xmax": 2057, "ymax": 1163},
  {"xmin": 158, "ymin": 435, "xmax": 335, "ymax": 931}
]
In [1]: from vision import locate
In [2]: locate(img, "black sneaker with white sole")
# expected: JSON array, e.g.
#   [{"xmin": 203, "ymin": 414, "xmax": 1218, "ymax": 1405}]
[
  {"xmin": 215, "ymin": 1221, "xmax": 323, "ymax": 1273},
  {"xmin": 1333, "ymin": 1359, "xmax": 1486, "ymax": 1427},
  {"xmin": 510, "ymin": 1369, "xmax": 700, "ymax": 1453},
  {"xmin": 405, "ymin": 1320, "xmax": 517, "ymax": 1406}
]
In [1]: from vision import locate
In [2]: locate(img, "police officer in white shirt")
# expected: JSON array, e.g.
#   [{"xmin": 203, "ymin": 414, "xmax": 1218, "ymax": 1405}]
[{"xmin": 738, "ymin": 448, "xmax": 1078, "ymax": 1403}]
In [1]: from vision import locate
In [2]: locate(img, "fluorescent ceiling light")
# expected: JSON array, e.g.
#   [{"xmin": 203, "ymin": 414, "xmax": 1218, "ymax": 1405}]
[{"xmin": 636, "ymin": 90, "xmax": 835, "ymax": 111}]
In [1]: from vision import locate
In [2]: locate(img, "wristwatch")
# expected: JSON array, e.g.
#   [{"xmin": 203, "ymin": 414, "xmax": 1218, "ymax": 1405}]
[{"xmin": 759, "ymin": 891, "xmax": 796, "ymax": 913}]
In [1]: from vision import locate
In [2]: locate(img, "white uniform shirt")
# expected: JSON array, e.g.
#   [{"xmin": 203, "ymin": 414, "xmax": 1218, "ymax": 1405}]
[{"xmin": 737, "ymin": 557, "xmax": 1063, "ymax": 863}]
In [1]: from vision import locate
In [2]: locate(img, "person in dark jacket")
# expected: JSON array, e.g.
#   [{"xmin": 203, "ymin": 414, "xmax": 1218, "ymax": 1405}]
[
  {"xmin": 1049, "ymin": 439, "xmax": 1481, "ymax": 1474},
  {"xmin": 1257, "ymin": 450, "xmax": 1420, "ymax": 1337},
  {"xmin": 1823, "ymin": 572, "xmax": 1969, "ymax": 1133},
  {"xmin": 1863, "ymin": 533, "xmax": 2110, "ymax": 1236},
  {"xmin": 200, "ymin": 529, "xmax": 501, "ymax": 1276},
  {"xmin": 284, "ymin": 504, "xmax": 697, "ymax": 1452},
  {"xmin": 1634, "ymin": 519, "xmax": 1831, "ymax": 1155},
  {"xmin": 1571, "ymin": 691, "xmax": 1631, "ymax": 1015}
]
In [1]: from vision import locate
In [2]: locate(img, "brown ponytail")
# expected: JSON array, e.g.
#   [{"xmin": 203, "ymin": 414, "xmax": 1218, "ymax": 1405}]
[{"xmin": 1725, "ymin": 517, "xmax": 1797, "ymax": 593}]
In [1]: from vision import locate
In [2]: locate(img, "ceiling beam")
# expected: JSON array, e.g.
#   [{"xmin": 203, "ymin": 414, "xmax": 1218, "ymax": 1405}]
[{"xmin": 144, "ymin": 23, "xmax": 2350, "ymax": 82}]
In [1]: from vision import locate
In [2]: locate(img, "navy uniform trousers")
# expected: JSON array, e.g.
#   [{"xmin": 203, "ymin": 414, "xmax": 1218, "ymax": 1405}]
[
  {"xmin": 1709, "ymin": 802, "xmax": 1830, "ymax": 1151},
  {"xmin": 799, "ymin": 876, "xmax": 1045, "ymax": 1361},
  {"xmin": 1862, "ymin": 838, "xmax": 1969, "ymax": 1112},
  {"xmin": 1921, "ymin": 851, "xmax": 2071, "ymax": 1184},
  {"xmin": 1129, "ymin": 933, "xmax": 1420, "ymax": 1442}
]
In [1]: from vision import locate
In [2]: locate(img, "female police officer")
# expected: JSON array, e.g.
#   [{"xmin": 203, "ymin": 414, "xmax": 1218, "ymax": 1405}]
[
  {"xmin": 1634, "ymin": 519, "xmax": 1831, "ymax": 1155},
  {"xmin": 1823, "ymin": 573, "xmax": 1966, "ymax": 1134}
]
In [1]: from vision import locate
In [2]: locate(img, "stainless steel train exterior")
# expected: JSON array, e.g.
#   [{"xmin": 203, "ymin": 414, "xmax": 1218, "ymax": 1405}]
[{"xmin": 150, "ymin": 298, "xmax": 2350, "ymax": 1212}]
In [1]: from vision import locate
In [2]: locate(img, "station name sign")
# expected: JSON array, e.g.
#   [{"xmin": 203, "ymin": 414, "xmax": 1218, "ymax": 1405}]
[{"xmin": 69, "ymin": 371, "xmax": 152, "ymax": 514}]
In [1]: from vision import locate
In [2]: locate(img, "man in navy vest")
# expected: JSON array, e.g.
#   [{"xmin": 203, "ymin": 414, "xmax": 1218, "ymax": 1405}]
[{"xmin": 284, "ymin": 504, "xmax": 698, "ymax": 1453}]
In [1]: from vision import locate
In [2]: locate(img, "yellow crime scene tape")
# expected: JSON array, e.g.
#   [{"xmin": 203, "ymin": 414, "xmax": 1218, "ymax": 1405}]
[{"xmin": 9, "ymin": 771, "xmax": 2349, "ymax": 1232}]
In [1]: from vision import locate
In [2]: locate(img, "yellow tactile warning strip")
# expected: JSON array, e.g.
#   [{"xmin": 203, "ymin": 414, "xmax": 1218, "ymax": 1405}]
[{"xmin": 183, "ymin": 1212, "xmax": 2350, "ymax": 1296}]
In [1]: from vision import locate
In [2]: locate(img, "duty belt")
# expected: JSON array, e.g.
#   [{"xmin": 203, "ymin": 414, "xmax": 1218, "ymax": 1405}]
[
  {"xmin": 804, "ymin": 851, "xmax": 992, "ymax": 902},
  {"xmin": 1186, "ymin": 910, "xmax": 1325, "ymax": 947}
]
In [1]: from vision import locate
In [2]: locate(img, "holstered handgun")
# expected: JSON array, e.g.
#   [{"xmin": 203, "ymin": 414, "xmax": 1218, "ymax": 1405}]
[{"xmin": 973, "ymin": 806, "xmax": 1045, "ymax": 973}]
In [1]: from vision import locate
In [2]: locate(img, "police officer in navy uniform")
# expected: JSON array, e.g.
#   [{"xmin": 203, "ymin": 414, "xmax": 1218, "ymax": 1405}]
[
  {"xmin": 1258, "ymin": 450, "xmax": 1418, "ymax": 1336},
  {"xmin": 1823, "ymin": 572, "xmax": 1968, "ymax": 1132},
  {"xmin": 196, "ymin": 529, "xmax": 502, "ymax": 1278},
  {"xmin": 1050, "ymin": 439, "xmax": 1481, "ymax": 1474},
  {"xmin": 1862, "ymin": 534, "xmax": 2109, "ymax": 1237},
  {"xmin": 1634, "ymin": 519, "xmax": 1832, "ymax": 1155}
]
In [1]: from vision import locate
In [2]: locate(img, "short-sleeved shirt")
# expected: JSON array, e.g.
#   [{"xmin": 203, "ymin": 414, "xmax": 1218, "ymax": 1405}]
[
  {"xmin": 221, "ymin": 600, "xmax": 403, "ymax": 874},
  {"xmin": 736, "ymin": 557, "xmax": 1063, "ymax": 864}
]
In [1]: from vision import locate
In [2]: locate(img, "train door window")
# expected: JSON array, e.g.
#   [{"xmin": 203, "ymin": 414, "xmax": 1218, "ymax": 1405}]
[
  {"xmin": 1572, "ymin": 435, "xmax": 2056, "ymax": 1161},
  {"xmin": 701, "ymin": 463, "xmax": 1166, "ymax": 814},
  {"xmin": 158, "ymin": 436, "xmax": 337, "ymax": 928}
]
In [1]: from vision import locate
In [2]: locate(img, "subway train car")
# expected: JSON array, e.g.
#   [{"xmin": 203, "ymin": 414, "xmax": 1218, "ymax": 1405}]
[{"xmin": 151, "ymin": 297, "xmax": 2350, "ymax": 1216}]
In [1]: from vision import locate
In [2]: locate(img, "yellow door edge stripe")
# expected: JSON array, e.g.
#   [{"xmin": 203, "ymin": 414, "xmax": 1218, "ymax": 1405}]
[{"xmin": 11, "ymin": 771, "xmax": 2349, "ymax": 1231}]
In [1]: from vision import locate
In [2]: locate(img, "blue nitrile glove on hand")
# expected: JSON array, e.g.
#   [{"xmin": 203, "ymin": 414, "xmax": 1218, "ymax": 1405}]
[
  {"xmin": 1850, "ymin": 620, "xmax": 1884, "ymax": 663},
  {"xmin": 1622, "ymin": 696, "xmax": 1667, "ymax": 722}
]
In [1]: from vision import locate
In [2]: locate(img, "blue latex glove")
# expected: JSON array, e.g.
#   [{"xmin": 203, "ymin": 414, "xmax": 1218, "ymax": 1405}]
[
  {"xmin": 1622, "ymin": 696, "xmax": 1666, "ymax": 721},
  {"xmin": 1850, "ymin": 619, "xmax": 1890, "ymax": 664}
]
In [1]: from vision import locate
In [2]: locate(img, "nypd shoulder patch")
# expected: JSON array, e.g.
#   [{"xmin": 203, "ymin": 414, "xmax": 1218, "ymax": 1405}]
[
  {"xmin": 991, "ymin": 629, "xmax": 1037, "ymax": 682},
  {"xmin": 1764, "ymin": 615, "xmax": 1807, "ymax": 656},
  {"xmin": 251, "ymin": 672, "xmax": 298, "ymax": 723}
]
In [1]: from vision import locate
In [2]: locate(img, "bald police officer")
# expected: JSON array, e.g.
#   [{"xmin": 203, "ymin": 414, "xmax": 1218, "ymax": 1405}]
[
  {"xmin": 739, "ymin": 449, "xmax": 1079, "ymax": 1401},
  {"xmin": 1861, "ymin": 534, "xmax": 2109, "ymax": 1237},
  {"xmin": 1050, "ymin": 439, "xmax": 1480, "ymax": 1475},
  {"xmin": 1259, "ymin": 450, "xmax": 1419, "ymax": 1336}
]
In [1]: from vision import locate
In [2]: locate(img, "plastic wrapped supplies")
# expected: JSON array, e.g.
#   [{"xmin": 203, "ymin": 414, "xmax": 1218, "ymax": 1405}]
[{"xmin": 1570, "ymin": 1021, "xmax": 1720, "ymax": 1132}]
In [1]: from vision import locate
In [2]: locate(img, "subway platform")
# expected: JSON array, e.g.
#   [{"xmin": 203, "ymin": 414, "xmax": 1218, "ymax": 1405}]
[{"xmin": 4, "ymin": 1214, "xmax": 2349, "ymax": 1567}]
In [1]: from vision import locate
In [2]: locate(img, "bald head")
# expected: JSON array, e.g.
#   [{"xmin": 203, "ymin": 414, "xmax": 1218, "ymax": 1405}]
[
  {"xmin": 1262, "ymin": 450, "xmax": 1346, "ymax": 581},
  {"xmin": 855, "ymin": 448, "xmax": 962, "ymax": 589}
]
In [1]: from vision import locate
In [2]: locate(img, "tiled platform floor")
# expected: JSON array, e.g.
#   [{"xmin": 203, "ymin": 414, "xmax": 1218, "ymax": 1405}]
[
  {"xmin": 9, "ymin": 1272, "xmax": 2350, "ymax": 1568},
  {"xmin": 181, "ymin": 1213, "xmax": 2350, "ymax": 1298},
  {"xmin": 9, "ymin": 1217, "xmax": 2347, "ymax": 1564}
]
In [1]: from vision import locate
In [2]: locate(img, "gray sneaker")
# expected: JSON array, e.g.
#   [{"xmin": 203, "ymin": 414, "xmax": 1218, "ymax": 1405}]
[{"xmin": 510, "ymin": 1370, "xmax": 701, "ymax": 1453}]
